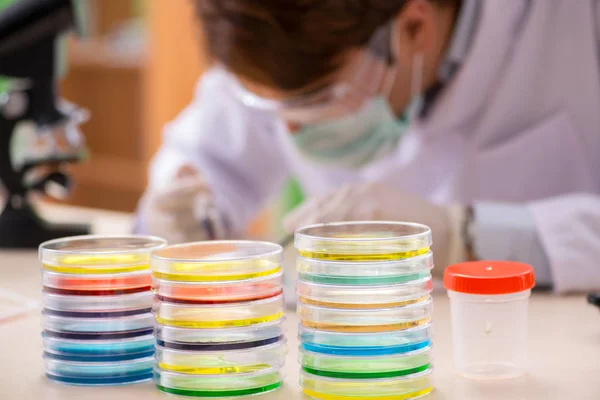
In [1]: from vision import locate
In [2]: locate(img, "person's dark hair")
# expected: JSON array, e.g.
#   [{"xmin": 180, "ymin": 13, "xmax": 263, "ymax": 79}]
[{"xmin": 195, "ymin": 0, "xmax": 458, "ymax": 92}]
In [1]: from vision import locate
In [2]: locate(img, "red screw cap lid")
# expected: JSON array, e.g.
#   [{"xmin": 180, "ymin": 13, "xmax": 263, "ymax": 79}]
[{"xmin": 443, "ymin": 261, "xmax": 535, "ymax": 295}]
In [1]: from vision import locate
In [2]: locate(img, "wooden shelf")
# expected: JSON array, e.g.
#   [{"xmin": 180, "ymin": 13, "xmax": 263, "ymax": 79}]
[{"xmin": 68, "ymin": 37, "xmax": 145, "ymax": 70}]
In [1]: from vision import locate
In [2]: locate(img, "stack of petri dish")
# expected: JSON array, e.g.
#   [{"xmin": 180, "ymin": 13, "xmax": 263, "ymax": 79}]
[
  {"xmin": 40, "ymin": 235, "xmax": 167, "ymax": 386},
  {"xmin": 295, "ymin": 222, "xmax": 435, "ymax": 400},
  {"xmin": 151, "ymin": 241, "xmax": 287, "ymax": 398}
]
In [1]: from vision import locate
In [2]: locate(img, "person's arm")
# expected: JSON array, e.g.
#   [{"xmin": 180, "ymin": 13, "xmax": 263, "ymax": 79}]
[
  {"xmin": 137, "ymin": 68, "xmax": 289, "ymax": 240},
  {"xmin": 472, "ymin": 193, "xmax": 600, "ymax": 293}
]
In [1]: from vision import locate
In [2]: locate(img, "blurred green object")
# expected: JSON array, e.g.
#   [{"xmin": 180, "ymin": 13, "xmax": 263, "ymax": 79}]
[
  {"xmin": 0, "ymin": 0, "xmax": 18, "ymax": 94},
  {"xmin": 274, "ymin": 178, "xmax": 305, "ymax": 237},
  {"xmin": 0, "ymin": 0, "xmax": 88, "ymax": 93}
]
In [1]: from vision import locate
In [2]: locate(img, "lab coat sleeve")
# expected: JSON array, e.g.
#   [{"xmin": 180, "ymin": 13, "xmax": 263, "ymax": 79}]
[
  {"xmin": 473, "ymin": 202, "xmax": 552, "ymax": 287},
  {"xmin": 145, "ymin": 68, "xmax": 289, "ymax": 235},
  {"xmin": 529, "ymin": 193, "xmax": 600, "ymax": 293}
]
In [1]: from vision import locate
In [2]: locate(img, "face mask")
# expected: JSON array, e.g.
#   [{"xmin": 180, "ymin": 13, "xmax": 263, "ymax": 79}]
[
  {"xmin": 292, "ymin": 97, "xmax": 409, "ymax": 168},
  {"xmin": 292, "ymin": 52, "xmax": 425, "ymax": 169}
]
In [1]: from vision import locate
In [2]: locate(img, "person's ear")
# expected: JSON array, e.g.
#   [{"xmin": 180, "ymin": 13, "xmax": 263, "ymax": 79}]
[{"xmin": 394, "ymin": 0, "xmax": 437, "ymax": 55}]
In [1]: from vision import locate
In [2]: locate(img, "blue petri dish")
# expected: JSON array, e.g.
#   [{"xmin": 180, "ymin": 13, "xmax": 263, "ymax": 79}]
[
  {"xmin": 44, "ymin": 350, "xmax": 155, "ymax": 363},
  {"xmin": 299, "ymin": 324, "xmax": 433, "ymax": 356},
  {"xmin": 44, "ymin": 356, "xmax": 154, "ymax": 386},
  {"xmin": 42, "ymin": 332, "xmax": 155, "ymax": 357},
  {"xmin": 301, "ymin": 340, "xmax": 432, "ymax": 357},
  {"xmin": 46, "ymin": 371, "xmax": 153, "ymax": 386}
]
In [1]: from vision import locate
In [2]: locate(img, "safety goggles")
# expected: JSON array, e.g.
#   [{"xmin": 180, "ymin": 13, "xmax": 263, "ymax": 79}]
[{"xmin": 226, "ymin": 22, "xmax": 397, "ymax": 125}]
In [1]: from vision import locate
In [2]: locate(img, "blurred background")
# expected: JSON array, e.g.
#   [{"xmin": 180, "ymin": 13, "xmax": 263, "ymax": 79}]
[{"xmin": 56, "ymin": 0, "xmax": 297, "ymax": 240}]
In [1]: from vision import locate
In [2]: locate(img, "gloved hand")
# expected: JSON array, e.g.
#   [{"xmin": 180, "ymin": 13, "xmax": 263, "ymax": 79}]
[
  {"xmin": 283, "ymin": 182, "xmax": 467, "ymax": 273},
  {"xmin": 137, "ymin": 165, "xmax": 228, "ymax": 244}
]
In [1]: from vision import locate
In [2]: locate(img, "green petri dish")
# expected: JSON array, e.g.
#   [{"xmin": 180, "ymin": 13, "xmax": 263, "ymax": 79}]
[
  {"xmin": 300, "ymin": 369, "xmax": 433, "ymax": 400},
  {"xmin": 299, "ymin": 347, "xmax": 432, "ymax": 379},
  {"xmin": 154, "ymin": 367, "xmax": 283, "ymax": 398}
]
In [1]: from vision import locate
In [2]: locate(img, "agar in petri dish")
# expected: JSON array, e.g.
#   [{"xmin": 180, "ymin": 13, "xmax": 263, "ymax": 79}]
[
  {"xmin": 40, "ymin": 235, "xmax": 166, "ymax": 275},
  {"xmin": 150, "ymin": 241, "xmax": 282, "ymax": 282},
  {"xmin": 299, "ymin": 324, "xmax": 433, "ymax": 356},
  {"xmin": 297, "ymin": 298, "xmax": 433, "ymax": 333},
  {"xmin": 154, "ymin": 368, "xmax": 284, "ymax": 398},
  {"xmin": 153, "ymin": 294, "xmax": 285, "ymax": 329},
  {"xmin": 152, "ymin": 272, "xmax": 283, "ymax": 303},
  {"xmin": 156, "ymin": 340, "xmax": 286, "ymax": 375},
  {"xmin": 294, "ymin": 222, "xmax": 432, "ymax": 262}
]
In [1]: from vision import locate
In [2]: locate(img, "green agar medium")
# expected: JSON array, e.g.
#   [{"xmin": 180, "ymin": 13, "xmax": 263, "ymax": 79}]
[
  {"xmin": 156, "ymin": 381, "xmax": 282, "ymax": 397},
  {"xmin": 298, "ymin": 272, "xmax": 430, "ymax": 285},
  {"xmin": 302, "ymin": 364, "xmax": 431, "ymax": 379}
]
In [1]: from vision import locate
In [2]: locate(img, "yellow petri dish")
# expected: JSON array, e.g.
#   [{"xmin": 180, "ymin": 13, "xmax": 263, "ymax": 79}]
[
  {"xmin": 156, "ymin": 341, "xmax": 286, "ymax": 375},
  {"xmin": 295, "ymin": 222, "xmax": 432, "ymax": 262},
  {"xmin": 297, "ymin": 297, "xmax": 433, "ymax": 333},
  {"xmin": 150, "ymin": 241, "xmax": 282, "ymax": 283},
  {"xmin": 153, "ymin": 294, "xmax": 285, "ymax": 329},
  {"xmin": 39, "ymin": 235, "xmax": 167, "ymax": 275}
]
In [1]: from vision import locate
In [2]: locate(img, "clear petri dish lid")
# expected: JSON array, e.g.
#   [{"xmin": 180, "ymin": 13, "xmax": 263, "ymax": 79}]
[
  {"xmin": 153, "ymin": 294, "xmax": 285, "ymax": 329},
  {"xmin": 42, "ymin": 270, "xmax": 152, "ymax": 291},
  {"xmin": 299, "ymin": 346, "xmax": 432, "ymax": 379},
  {"xmin": 155, "ymin": 367, "xmax": 284, "ymax": 395},
  {"xmin": 299, "ymin": 324, "xmax": 433, "ymax": 356},
  {"xmin": 42, "ymin": 310, "xmax": 154, "ymax": 333},
  {"xmin": 295, "ymin": 222, "xmax": 432, "ymax": 262},
  {"xmin": 39, "ymin": 235, "xmax": 167, "ymax": 274},
  {"xmin": 156, "ymin": 340, "xmax": 287, "ymax": 375},
  {"xmin": 297, "ymin": 297, "xmax": 433, "ymax": 333},
  {"xmin": 155, "ymin": 319, "xmax": 285, "ymax": 347},
  {"xmin": 296, "ymin": 276, "xmax": 433, "ymax": 308},
  {"xmin": 42, "ymin": 290, "xmax": 153, "ymax": 313},
  {"xmin": 300, "ymin": 368, "xmax": 433, "ymax": 399},
  {"xmin": 44, "ymin": 355, "xmax": 154, "ymax": 377},
  {"xmin": 296, "ymin": 251, "xmax": 433, "ymax": 279},
  {"xmin": 151, "ymin": 241, "xmax": 283, "ymax": 282},
  {"xmin": 152, "ymin": 272, "xmax": 283, "ymax": 303}
]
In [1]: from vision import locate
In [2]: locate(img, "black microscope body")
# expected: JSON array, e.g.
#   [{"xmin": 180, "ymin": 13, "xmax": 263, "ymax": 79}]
[{"xmin": 0, "ymin": 0, "xmax": 89, "ymax": 248}]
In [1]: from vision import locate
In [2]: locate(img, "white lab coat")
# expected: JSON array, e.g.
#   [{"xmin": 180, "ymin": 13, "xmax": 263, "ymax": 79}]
[{"xmin": 146, "ymin": 0, "xmax": 600, "ymax": 293}]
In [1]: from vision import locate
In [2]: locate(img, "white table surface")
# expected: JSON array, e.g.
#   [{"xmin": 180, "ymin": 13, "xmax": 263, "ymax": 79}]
[{"xmin": 0, "ymin": 205, "xmax": 599, "ymax": 399}]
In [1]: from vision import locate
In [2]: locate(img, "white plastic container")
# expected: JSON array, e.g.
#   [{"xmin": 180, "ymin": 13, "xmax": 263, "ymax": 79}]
[{"xmin": 444, "ymin": 261, "xmax": 535, "ymax": 379}]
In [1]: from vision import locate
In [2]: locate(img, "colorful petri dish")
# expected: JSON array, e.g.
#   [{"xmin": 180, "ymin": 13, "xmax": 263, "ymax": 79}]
[
  {"xmin": 45, "ymin": 356, "xmax": 154, "ymax": 386},
  {"xmin": 296, "ymin": 277, "xmax": 432, "ymax": 309},
  {"xmin": 300, "ymin": 369, "xmax": 433, "ymax": 400},
  {"xmin": 150, "ymin": 241, "xmax": 282, "ymax": 282},
  {"xmin": 299, "ymin": 324, "xmax": 433, "ymax": 356},
  {"xmin": 40, "ymin": 235, "xmax": 166, "ymax": 275},
  {"xmin": 294, "ymin": 222, "xmax": 432, "ymax": 262},
  {"xmin": 42, "ymin": 291, "xmax": 153, "ymax": 313},
  {"xmin": 153, "ymin": 272, "xmax": 283, "ymax": 303},
  {"xmin": 296, "ymin": 252, "xmax": 434, "ymax": 286},
  {"xmin": 42, "ymin": 311, "xmax": 154, "ymax": 333},
  {"xmin": 43, "ymin": 333, "xmax": 155, "ymax": 362},
  {"xmin": 42, "ymin": 270, "xmax": 151, "ymax": 292},
  {"xmin": 299, "ymin": 347, "xmax": 432, "ymax": 379},
  {"xmin": 155, "ymin": 319, "xmax": 285, "ymax": 351},
  {"xmin": 156, "ymin": 340, "xmax": 286, "ymax": 375},
  {"xmin": 154, "ymin": 368, "xmax": 283, "ymax": 398},
  {"xmin": 153, "ymin": 294, "xmax": 284, "ymax": 329},
  {"xmin": 297, "ymin": 297, "xmax": 433, "ymax": 333}
]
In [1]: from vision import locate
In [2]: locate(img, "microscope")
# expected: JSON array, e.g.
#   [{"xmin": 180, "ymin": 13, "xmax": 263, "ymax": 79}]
[{"xmin": 0, "ymin": 0, "xmax": 89, "ymax": 248}]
